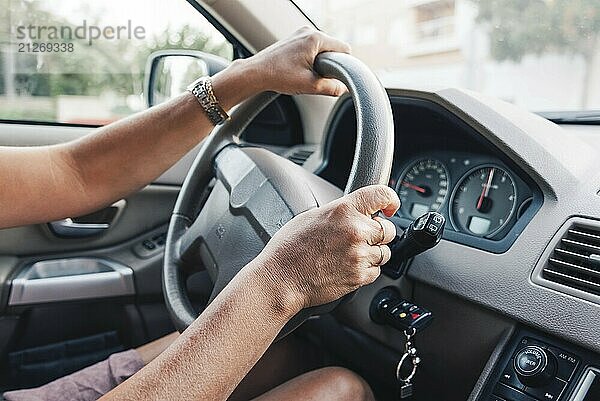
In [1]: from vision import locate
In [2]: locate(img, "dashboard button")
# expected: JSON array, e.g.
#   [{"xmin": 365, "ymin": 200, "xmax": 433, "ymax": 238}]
[
  {"xmin": 525, "ymin": 377, "xmax": 567, "ymax": 401},
  {"xmin": 388, "ymin": 301, "xmax": 406, "ymax": 316},
  {"xmin": 142, "ymin": 240, "xmax": 156, "ymax": 250},
  {"xmin": 515, "ymin": 347, "xmax": 546, "ymax": 375},
  {"xmin": 513, "ymin": 346, "xmax": 557, "ymax": 387},
  {"xmin": 495, "ymin": 383, "xmax": 538, "ymax": 401},
  {"xmin": 547, "ymin": 347, "xmax": 579, "ymax": 381},
  {"xmin": 501, "ymin": 366, "xmax": 526, "ymax": 390}
]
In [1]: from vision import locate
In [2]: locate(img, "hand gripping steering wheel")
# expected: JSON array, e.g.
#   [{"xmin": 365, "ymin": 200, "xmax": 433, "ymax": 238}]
[{"xmin": 163, "ymin": 52, "xmax": 394, "ymax": 337}]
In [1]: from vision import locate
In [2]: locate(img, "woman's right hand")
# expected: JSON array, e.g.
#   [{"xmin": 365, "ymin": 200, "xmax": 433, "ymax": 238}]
[{"xmin": 252, "ymin": 185, "xmax": 400, "ymax": 313}]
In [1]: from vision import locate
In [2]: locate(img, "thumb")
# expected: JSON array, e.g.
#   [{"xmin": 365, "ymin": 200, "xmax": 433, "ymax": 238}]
[
  {"xmin": 311, "ymin": 77, "xmax": 348, "ymax": 97},
  {"xmin": 345, "ymin": 185, "xmax": 400, "ymax": 217}
]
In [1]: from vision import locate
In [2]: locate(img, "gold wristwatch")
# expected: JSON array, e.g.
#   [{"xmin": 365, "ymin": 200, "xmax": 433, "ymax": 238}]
[{"xmin": 186, "ymin": 77, "xmax": 230, "ymax": 126}]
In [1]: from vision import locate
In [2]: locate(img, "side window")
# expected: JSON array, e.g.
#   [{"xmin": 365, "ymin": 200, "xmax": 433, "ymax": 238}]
[{"xmin": 0, "ymin": 0, "xmax": 233, "ymax": 125}]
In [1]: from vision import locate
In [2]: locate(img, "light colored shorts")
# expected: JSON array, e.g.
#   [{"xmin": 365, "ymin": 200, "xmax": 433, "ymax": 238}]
[{"xmin": 3, "ymin": 349, "xmax": 144, "ymax": 401}]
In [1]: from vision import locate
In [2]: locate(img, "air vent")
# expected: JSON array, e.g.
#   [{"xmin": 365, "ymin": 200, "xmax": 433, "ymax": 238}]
[
  {"xmin": 542, "ymin": 221, "xmax": 600, "ymax": 297},
  {"xmin": 287, "ymin": 148, "xmax": 314, "ymax": 166}
]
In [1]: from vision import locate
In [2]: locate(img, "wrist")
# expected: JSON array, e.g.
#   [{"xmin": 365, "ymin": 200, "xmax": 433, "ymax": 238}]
[
  {"xmin": 211, "ymin": 58, "xmax": 265, "ymax": 111},
  {"xmin": 235, "ymin": 57, "xmax": 272, "ymax": 93},
  {"xmin": 245, "ymin": 256, "xmax": 305, "ymax": 321}
]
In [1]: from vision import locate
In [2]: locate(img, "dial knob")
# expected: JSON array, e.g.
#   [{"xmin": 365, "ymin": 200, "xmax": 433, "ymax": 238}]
[{"xmin": 513, "ymin": 346, "xmax": 556, "ymax": 387}]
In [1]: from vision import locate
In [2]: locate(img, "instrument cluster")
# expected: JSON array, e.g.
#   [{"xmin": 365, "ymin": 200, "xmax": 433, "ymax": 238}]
[{"xmin": 391, "ymin": 152, "xmax": 534, "ymax": 240}]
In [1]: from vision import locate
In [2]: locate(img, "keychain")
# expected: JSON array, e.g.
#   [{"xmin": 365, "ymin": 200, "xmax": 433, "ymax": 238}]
[
  {"xmin": 396, "ymin": 328, "xmax": 421, "ymax": 399},
  {"xmin": 369, "ymin": 287, "xmax": 433, "ymax": 399}
]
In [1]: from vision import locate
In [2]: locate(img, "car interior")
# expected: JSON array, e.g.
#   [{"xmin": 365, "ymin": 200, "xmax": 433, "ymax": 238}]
[{"xmin": 1, "ymin": 1, "xmax": 600, "ymax": 401}]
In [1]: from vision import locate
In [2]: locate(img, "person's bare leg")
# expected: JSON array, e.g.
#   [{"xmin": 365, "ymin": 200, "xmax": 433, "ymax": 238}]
[
  {"xmin": 229, "ymin": 332, "xmax": 323, "ymax": 400},
  {"xmin": 251, "ymin": 367, "xmax": 375, "ymax": 401},
  {"xmin": 133, "ymin": 332, "xmax": 373, "ymax": 401},
  {"xmin": 135, "ymin": 332, "xmax": 180, "ymax": 365},
  {"xmin": 134, "ymin": 331, "xmax": 325, "ymax": 400}
]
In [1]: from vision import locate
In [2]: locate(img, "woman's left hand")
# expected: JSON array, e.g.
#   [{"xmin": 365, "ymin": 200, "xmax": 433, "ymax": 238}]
[{"xmin": 239, "ymin": 26, "xmax": 352, "ymax": 97}]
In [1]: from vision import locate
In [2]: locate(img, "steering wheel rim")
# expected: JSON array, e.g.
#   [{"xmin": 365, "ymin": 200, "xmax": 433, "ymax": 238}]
[{"xmin": 163, "ymin": 52, "xmax": 394, "ymax": 335}]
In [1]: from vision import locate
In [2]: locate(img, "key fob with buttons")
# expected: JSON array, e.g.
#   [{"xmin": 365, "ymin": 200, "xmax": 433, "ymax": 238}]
[{"xmin": 370, "ymin": 287, "xmax": 434, "ymax": 333}]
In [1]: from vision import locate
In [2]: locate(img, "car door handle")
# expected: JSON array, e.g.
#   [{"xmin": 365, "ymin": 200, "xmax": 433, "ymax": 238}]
[
  {"xmin": 48, "ymin": 200, "xmax": 126, "ymax": 238},
  {"xmin": 48, "ymin": 218, "xmax": 110, "ymax": 237}
]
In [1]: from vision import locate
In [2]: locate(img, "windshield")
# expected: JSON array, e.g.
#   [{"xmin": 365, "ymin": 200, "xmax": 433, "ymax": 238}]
[{"xmin": 294, "ymin": 0, "xmax": 600, "ymax": 113}]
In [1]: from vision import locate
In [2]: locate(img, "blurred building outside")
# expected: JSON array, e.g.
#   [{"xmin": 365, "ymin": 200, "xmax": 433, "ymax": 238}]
[{"xmin": 300, "ymin": 0, "xmax": 600, "ymax": 112}]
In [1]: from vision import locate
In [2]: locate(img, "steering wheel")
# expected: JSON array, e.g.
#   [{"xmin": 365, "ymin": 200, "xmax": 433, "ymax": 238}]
[{"xmin": 163, "ymin": 52, "xmax": 394, "ymax": 337}]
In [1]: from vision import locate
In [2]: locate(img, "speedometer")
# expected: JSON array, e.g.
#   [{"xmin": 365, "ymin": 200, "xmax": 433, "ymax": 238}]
[
  {"xmin": 450, "ymin": 165, "xmax": 517, "ymax": 237},
  {"xmin": 396, "ymin": 159, "xmax": 449, "ymax": 219}
]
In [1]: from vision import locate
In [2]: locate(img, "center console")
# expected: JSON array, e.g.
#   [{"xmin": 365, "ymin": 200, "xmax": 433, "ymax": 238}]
[{"xmin": 483, "ymin": 330, "xmax": 599, "ymax": 401}]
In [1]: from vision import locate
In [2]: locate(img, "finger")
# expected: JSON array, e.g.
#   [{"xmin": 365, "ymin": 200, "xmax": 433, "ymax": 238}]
[
  {"xmin": 311, "ymin": 77, "xmax": 348, "ymax": 97},
  {"xmin": 346, "ymin": 185, "xmax": 400, "ymax": 217},
  {"xmin": 314, "ymin": 31, "xmax": 352, "ymax": 54},
  {"xmin": 366, "ymin": 216, "xmax": 396, "ymax": 245},
  {"xmin": 365, "ymin": 244, "xmax": 391, "ymax": 266}
]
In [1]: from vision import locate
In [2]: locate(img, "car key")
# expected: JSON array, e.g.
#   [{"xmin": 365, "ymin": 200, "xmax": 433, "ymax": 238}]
[
  {"xmin": 370, "ymin": 287, "xmax": 434, "ymax": 334},
  {"xmin": 370, "ymin": 288, "xmax": 431, "ymax": 399}
]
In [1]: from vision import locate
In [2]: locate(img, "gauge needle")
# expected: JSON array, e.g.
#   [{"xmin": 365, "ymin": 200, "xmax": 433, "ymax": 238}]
[
  {"xmin": 401, "ymin": 181, "xmax": 427, "ymax": 194},
  {"xmin": 477, "ymin": 168, "xmax": 495, "ymax": 210}
]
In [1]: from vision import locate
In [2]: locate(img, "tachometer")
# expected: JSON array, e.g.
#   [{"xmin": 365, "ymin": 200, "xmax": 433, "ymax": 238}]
[
  {"xmin": 450, "ymin": 165, "xmax": 517, "ymax": 237},
  {"xmin": 396, "ymin": 159, "xmax": 449, "ymax": 219}
]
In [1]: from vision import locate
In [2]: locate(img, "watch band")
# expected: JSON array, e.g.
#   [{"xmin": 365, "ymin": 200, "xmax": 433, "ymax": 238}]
[{"xmin": 186, "ymin": 77, "xmax": 229, "ymax": 126}]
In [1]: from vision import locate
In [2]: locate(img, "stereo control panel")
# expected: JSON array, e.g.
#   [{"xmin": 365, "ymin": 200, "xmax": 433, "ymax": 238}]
[{"xmin": 482, "ymin": 330, "xmax": 597, "ymax": 401}]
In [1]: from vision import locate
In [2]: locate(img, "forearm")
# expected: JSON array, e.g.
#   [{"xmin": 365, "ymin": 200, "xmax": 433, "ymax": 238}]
[
  {"xmin": 0, "ymin": 28, "xmax": 351, "ymax": 229},
  {"xmin": 100, "ymin": 258, "xmax": 300, "ymax": 401},
  {"xmin": 65, "ymin": 59, "xmax": 261, "ymax": 204},
  {"xmin": 0, "ymin": 59, "xmax": 261, "ymax": 229}
]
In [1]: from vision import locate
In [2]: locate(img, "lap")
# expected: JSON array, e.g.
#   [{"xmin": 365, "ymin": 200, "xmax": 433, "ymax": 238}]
[
  {"xmin": 228, "ymin": 332, "xmax": 324, "ymax": 400},
  {"xmin": 251, "ymin": 367, "xmax": 374, "ymax": 401},
  {"xmin": 3, "ymin": 332, "xmax": 372, "ymax": 401}
]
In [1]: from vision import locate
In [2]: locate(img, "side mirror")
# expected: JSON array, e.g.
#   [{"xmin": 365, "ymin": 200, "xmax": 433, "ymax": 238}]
[{"xmin": 144, "ymin": 50, "xmax": 230, "ymax": 108}]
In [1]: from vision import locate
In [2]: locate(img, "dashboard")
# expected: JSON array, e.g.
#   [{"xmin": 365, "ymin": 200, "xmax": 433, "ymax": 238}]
[
  {"xmin": 319, "ymin": 95, "xmax": 541, "ymax": 253},
  {"xmin": 311, "ymin": 87, "xmax": 600, "ymax": 401},
  {"xmin": 392, "ymin": 152, "xmax": 533, "ymax": 240},
  {"xmin": 313, "ymin": 88, "xmax": 600, "ymax": 401}
]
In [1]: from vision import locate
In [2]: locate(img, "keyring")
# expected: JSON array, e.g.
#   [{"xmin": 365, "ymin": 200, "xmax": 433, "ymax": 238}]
[{"xmin": 396, "ymin": 351, "xmax": 419, "ymax": 383}]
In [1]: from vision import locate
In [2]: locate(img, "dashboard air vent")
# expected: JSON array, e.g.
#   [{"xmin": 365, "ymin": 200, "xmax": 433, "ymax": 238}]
[
  {"xmin": 287, "ymin": 148, "xmax": 314, "ymax": 166},
  {"xmin": 543, "ymin": 222, "xmax": 600, "ymax": 297}
]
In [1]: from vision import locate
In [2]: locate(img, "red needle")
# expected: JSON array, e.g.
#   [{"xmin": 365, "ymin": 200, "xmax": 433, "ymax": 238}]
[
  {"xmin": 477, "ymin": 168, "xmax": 495, "ymax": 210},
  {"xmin": 401, "ymin": 181, "xmax": 427, "ymax": 194}
]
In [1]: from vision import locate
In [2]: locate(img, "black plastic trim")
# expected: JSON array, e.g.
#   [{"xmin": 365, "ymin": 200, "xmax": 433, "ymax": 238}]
[
  {"xmin": 0, "ymin": 119, "xmax": 100, "ymax": 128},
  {"xmin": 241, "ymin": 95, "xmax": 304, "ymax": 146}
]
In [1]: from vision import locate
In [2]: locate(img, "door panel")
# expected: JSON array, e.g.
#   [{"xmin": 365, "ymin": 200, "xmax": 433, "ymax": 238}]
[
  {"xmin": 0, "ymin": 84, "xmax": 305, "ymax": 391},
  {"xmin": 0, "ymin": 122, "xmax": 192, "ymax": 389},
  {"xmin": 0, "ymin": 123, "xmax": 88, "ymax": 146},
  {"xmin": 0, "ymin": 185, "xmax": 178, "ymax": 255}
]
